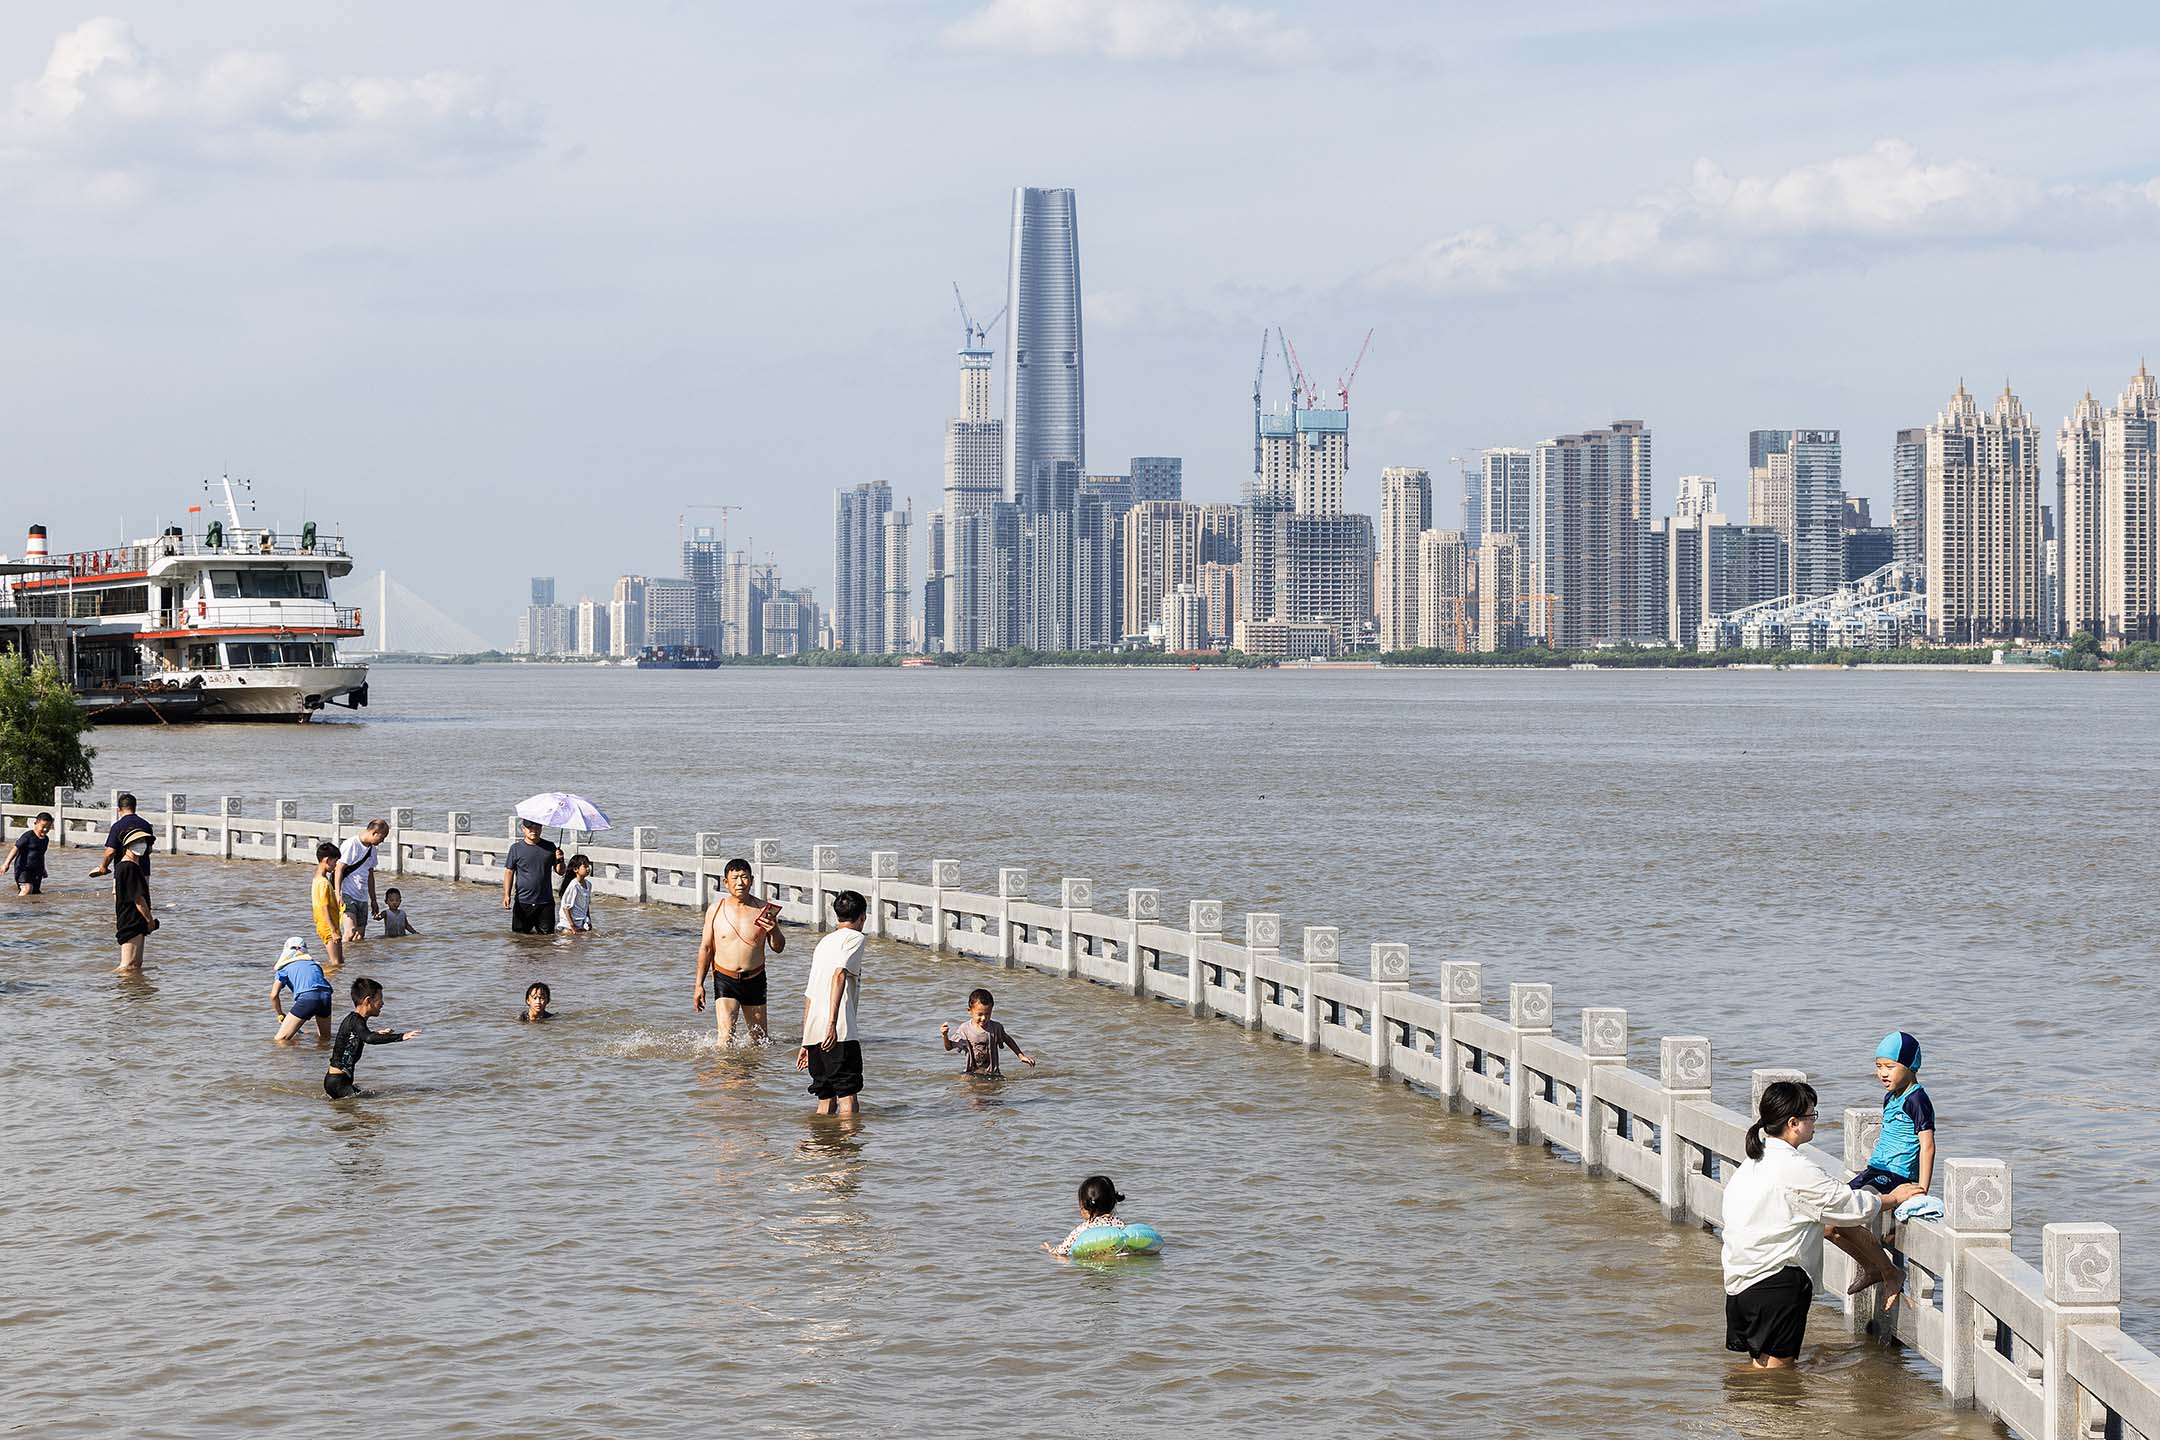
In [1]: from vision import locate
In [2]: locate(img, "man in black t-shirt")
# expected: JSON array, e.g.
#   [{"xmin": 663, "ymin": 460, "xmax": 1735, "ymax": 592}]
[
  {"xmin": 113, "ymin": 832, "xmax": 157, "ymax": 973},
  {"xmin": 501, "ymin": 818, "xmax": 563, "ymax": 934},
  {"xmin": 92, "ymin": 793, "xmax": 155, "ymax": 879}
]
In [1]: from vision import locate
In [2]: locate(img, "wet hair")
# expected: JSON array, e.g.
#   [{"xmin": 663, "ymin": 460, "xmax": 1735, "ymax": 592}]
[
  {"xmin": 116, "ymin": 792, "xmax": 137, "ymax": 811},
  {"xmin": 316, "ymin": 841, "xmax": 341, "ymax": 862},
  {"xmin": 1078, "ymin": 1175, "xmax": 1125, "ymax": 1217},
  {"xmin": 34, "ymin": 811, "xmax": 53, "ymax": 824},
  {"xmin": 1746, "ymin": 1080, "xmax": 1820, "ymax": 1160},
  {"xmin": 832, "ymin": 889, "xmax": 866, "ymax": 925},
  {"xmin": 968, "ymin": 988, "xmax": 995, "ymax": 1008},
  {"xmin": 350, "ymin": 976, "xmax": 384, "ymax": 1006},
  {"xmin": 724, "ymin": 857, "xmax": 753, "ymax": 880},
  {"xmin": 384, "ymin": 888, "xmax": 401, "ymax": 901},
  {"xmin": 526, "ymin": 982, "xmax": 551, "ymax": 1003},
  {"xmin": 567, "ymin": 853, "xmax": 592, "ymax": 876}
]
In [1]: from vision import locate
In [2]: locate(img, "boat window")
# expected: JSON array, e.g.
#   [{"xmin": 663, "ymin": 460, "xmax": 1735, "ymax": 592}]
[
  {"xmin": 298, "ymin": 571, "xmax": 328, "ymax": 599},
  {"xmin": 210, "ymin": 569, "xmax": 319, "ymax": 599},
  {"xmin": 187, "ymin": 643, "xmax": 219, "ymax": 670}
]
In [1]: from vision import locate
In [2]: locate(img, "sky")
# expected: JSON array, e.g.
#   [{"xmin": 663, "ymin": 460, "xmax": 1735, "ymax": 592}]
[{"xmin": 3, "ymin": 1, "xmax": 2156, "ymax": 643}]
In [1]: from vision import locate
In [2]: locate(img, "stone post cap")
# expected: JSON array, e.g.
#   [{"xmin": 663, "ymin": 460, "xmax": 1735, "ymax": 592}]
[
  {"xmin": 633, "ymin": 826, "xmax": 659, "ymax": 849},
  {"xmin": 997, "ymin": 866, "xmax": 1028, "ymax": 898},
  {"xmin": 168, "ymin": 792, "xmax": 188, "ymax": 815},
  {"xmin": 1440, "ymin": 960, "xmax": 1481, "ymax": 1006},
  {"xmin": 696, "ymin": 833, "xmax": 727, "ymax": 859},
  {"xmin": 2043, "ymin": 1223, "xmax": 2120, "ymax": 1305},
  {"xmin": 1126, "ymin": 887, "xmax": 1160, "ymax": 922},
  {"xmin": 1060, "ymin": 877, "xmax": 1092, "ymax": 908},
  {"xmin": 1841, "ymin": 1106, "xmax": 1882, "ymax": 1173},
  {"xmin": 221, "ymin": 796, "xmax": 244, "ymax": 817},
  {"xmin": 1370, "ymin": 942, "xmax": 1410, "ymax": 985},
  {"xmin": 871, "ymin": 851, "xmax": 900, "ymax": 881},
  {"xmin": 812, "ymin": 843, "xmax": 839, "ymax": 869},
  {"xmin": 1245, "ymin": 912, "xmax": 1281, "ymax": 949},
  {"xmin": 276, "ymin": 799, "xmax": 299, "ymax": 820},
  {"xmin": 1302, "ymin": 925, "xmax": 1340, "ymax": 968},
  {"xmin": 60, "ymin": 787, "xmax": 89, "ymax": 807},
  {"xmin": 110, "ymin": 787, "xmax": 125, "ymax": 811},
  {"xmin": 1581, "ymin": 1007, "xmax": 1627, "ymax": 1059},
  {"xmin": 1187, "ymin": 899, "xmax": 1222, "ymax": 934},
  {"xmin": 506, "ymin": 814, "xmax": 522, "ymax": 837},
  {"xmin": 1750, "ymin": 1068, "xmax": 1807, "ymax": 1118},
  {"xmin": 1944, "ymin": 1158, "xmax": 2013, "ymax": 1234},
  {"xmin": 390, "ymin": 806, "xmax": 414, "ymax": 828},
  {"xmin": 932, "ymin": 859, "xmax": 962, "ymax": 889},
  {"xmin": 447, "ymin": 811, "xmax": 471, "ymax": 835},
  {"xmin": 1660, "ymin": 1037, "xmax": 1711, "ymax": 1091},
  {"xmin": 0, "ymin": 783, "xmax": 12, "ymax": 803},
  {"xmin": 1508, "ymin": 982, "xmax": 1553, "ymax": 1031},
  {"xmin": 751, "ymin": 837, "xmax": 781, "ymax": 863}
]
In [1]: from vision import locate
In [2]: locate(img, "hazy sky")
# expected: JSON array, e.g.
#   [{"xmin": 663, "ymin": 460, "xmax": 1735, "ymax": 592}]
[{"xmin": 4, "ymin": 2, "xmax": 2156, "ymax": 641}]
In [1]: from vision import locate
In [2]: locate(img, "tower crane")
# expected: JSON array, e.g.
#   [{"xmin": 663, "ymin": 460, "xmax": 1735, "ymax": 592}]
[
  {"xmin": 1336, "ymin": 328, "xmax": 1374, "ymax": 410},
  {"xmin": 1277, "ymin": 328, "xmax": 1316, "ymax": 409},
  {"xmin": 953, "ymin": 283, "xmax": 1008, "ymax": 349},
  {"xmin": 1252, "ymin": 329, "xmax": 1268, "ymax": 487},
  {"xmin": 677, "ymin": 504, "xmax": 742, "ymax": 552}
]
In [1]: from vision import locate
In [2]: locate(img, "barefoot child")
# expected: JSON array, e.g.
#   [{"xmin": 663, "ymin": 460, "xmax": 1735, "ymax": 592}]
[
  {"xmin": 940, "ymin": 988, "xmax": 1034, "ymax": 1074},
  {"xmin": 795, "ymin": 890, "xmax": 865, "ymax": 1116},
  {"xmin": 324, "ymin": 977, "xmax": 420, "ymax": 1099},
  {"xmin": 311, "ymin": 843, "xmax": 345, "ymax": 970},
  {"xmin": 380, "ymin": 889, "xmax": 417, "ymax": 937},
  {"xmin": 271, "ymin": 937, "xmax": 335, "ymax": 1044},
  {"xmin": 3, "ymin": 812, "xmax": 52, "ymax": 895},
  {"xmin": 519, "ymin": 982, "xmax": 553, "ymax": 1023},
  {"xmin": 557, "ymin": 854, "xmax": 595, "ymax": 934},
  {"xmin": 1850, "ymin": 1030, "xmax": 1935, "ymax": 1209}
]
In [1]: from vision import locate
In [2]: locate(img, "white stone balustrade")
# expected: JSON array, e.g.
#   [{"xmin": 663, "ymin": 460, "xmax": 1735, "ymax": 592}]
[{"xmin": 10, "ymin": 788, "xmax": 2157, "ymax": 1440}]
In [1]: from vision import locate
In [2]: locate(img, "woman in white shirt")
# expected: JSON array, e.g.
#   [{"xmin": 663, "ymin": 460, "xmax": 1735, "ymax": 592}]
[
  {"xmin": 1720, "ymin": 1080, "xmax": 1899, "ymax": 1367},
  {"xmin": 557, "ymin": 854, "xmax": 595, "ymax": 934}
]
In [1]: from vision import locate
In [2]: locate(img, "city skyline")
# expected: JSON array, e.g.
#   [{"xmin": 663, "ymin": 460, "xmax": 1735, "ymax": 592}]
[{"xmin": 6, "ymin": 5, "xmax": 2159, "ymax": 641}]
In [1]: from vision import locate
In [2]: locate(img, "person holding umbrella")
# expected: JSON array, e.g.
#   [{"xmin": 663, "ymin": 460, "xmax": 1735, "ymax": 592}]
[{"xmin": 503, "ymin": 818, "xmax": 565, "ymax": 934}]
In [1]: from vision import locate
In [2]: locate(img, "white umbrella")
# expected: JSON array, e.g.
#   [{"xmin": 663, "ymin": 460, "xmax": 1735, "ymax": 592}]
[{"xmin": 515, "ymin": 792, "xmax": 612, "ymax": 833}]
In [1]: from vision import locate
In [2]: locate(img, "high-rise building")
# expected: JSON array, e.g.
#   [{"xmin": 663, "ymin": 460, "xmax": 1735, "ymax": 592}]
[
  {"xmin": 681, "ymin": 526, "xmax": 726, "ymax": 652},
  {"xmin": 530, "ymin": 577, "xmax": 556, "ymax": 607},
  {"xmin": 1005, "ymin": 186, "xmax": 1084, "ymax": 501},
  {"xmin": 923, "ymin": 509, "xmax": 946, "ymax": 652},
  {"xmin": 608, "ymin": 574, "xmax": 646, "ymax": 657},
  {"xmin": 1844, "ymin": 527, "xmax": 1894, "ymax": 583},
  {"xmin": 1131, "ymin": 457, "xmax": 1182, "ymax": 503},
  {"xmin": 1254, "ymin": 513, "xmax": 1373, "ymax": 651},
  {"xmin": 1843, "ymin": 495, "xmax": 1873, "ymax": 529},
  {"xmin": 1198, "ymin": 504, "xmax": 1243, "ymax": 566},
  {"xmin": 1073, "ymin": 486, "xmax": 1121, "ymax": 650},
  {"xmin": 1533, "ymin": 422, "xmax": 1654, "ymax": 649},
  {"xmin": 573, "ymin": 596, "xmax": 608, "ymax": 657},
  {"xmin": 1122, "ymin": 501, "xmax": 1199, "ymax": 639},
  {"xmin": 1925, "ymin": 382, "xmax": 2043, "ymax": 644},
  {"xmin": 517, "ymin": 576, "xmax": 570, "ymax": 656},
  {"xmin": 1020, "ymin": 458, "xmax": 1078, "ymax": 650},
  {"xmin": 882, "ymin": 506, "xmax": 911, "ymax": 654},
  {"xmin": 1475, "ymin": 535, "xmax": 1520, "ymax": 652},
  {"xmin": 1416, "ymin": 529, "xmax": 1471, "ymax": 651},
  {"xmin": 1376, "ymin": 467, "xmax": 1431, "ymax": 651},
  {"xmin": 2060, "ymin": 362, "xmax": 2160, "ymax": 643},
  {"xmin": 1161, "ymin": 585, "xmax": 1206, "ymax": 652},
  {"xmin": 1667, "ymin": 515, "xmax": 1787, "ymax": 649},
  {"xmin": 833, "ymin": 480, "xmax": 892, "ymax": 654},
  {"xmin": 1459, "ymin": 460, "xmax": 1482, "ymax": 540},
  {"xmin": 943, "ymin": 336, "xmax": 1005, "ymax": 653},
  {"xmin": 1893, "ymin": 427, "xmax": 1929, "ymax": 571},
  {"xmin": 1198, "ymin": 561, "xmax": 1238, "ymax": 647},
  {"xmin": 2041, "ymin": 504, "xmax": 2061, "ymax": 642},
  {"xmin": 1674, "ymin": 475, "xmax": 1719, "ymax": 520},
  {"xmin": 1749, "ymin": 430, "xmax": 1793, "ymax": 473},
  {"xmin": 1785, "ymin": 430, "xmax": 1845, "ymax": 599},
  {"xmin": 948, "ymin": 502, "xmax": 1023, "ymax": 652},
  {"xmin": 1481, "ymin": 448, "xmax": 1534, "ymax": 543},
  {"xmin": 643, "ymin": 577, "xmax": 699, "ymax": 650}
]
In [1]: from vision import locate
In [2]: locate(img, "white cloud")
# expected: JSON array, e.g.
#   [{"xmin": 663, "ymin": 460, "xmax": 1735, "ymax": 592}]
[
  {"xmin": 3, "ymin": 18, "xmax": 537, "ymax": 200},
  {"xmin": 944, "ymin": 0, "xmax": 1309, "ymax": 64},
  {"xmin": 1374, "ymin": 140, "xmax": 2160, "ymax": 295}
]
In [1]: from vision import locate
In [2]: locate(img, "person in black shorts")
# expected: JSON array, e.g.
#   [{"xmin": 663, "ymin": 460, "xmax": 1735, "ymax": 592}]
[
  {"xmin": 324, "ymin": 976, "xmax": 422, "ymax": 1098},
  {"xmin": 112, "ymin": 831, "xmax": 157, "ymax": 973},
  {"xmin": 501, "ymin": 819, "xmax": 563, "ymax": 935},
  {"xmin": 3, "ymin": 812, "xmax": 53, "ymax": 895},
  {"xmin": 692, "ymin": 858, "xmax": 785, "ymax": 1045},
  {"xmin": 796, "ymin": 890, "xmax": 866, "ymax": 1115}
]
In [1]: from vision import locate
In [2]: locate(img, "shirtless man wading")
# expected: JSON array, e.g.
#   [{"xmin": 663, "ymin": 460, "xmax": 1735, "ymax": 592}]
[{"xmin": 693, "ymin": 857, "xmax": 785, "ymax": 1044}]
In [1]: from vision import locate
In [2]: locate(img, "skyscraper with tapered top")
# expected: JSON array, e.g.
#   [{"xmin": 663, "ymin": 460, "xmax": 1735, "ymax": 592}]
[
  {"xmin": 1005, "ymin": 187, "xmax": 1084, "ymax": 521},
  {"xmin": 1926, "ymin": 382, "xmax": 2042, "ymax": 644},
  {"xmin": 2059, "ymin": 362, "xmax": 2160, "ymax": 643}
]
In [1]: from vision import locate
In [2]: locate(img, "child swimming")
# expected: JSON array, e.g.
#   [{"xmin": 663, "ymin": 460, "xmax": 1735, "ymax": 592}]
[
  {"xmin": 1045, "ymin": 1174, "xmax": 1146, "ymax": 1258},
  {"xmin": 519, "ymin": 982, "xmax": 553, "ymax": 1023}
]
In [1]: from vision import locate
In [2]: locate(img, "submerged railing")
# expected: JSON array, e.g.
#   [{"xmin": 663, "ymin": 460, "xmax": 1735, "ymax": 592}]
[{"xmin": 9, "ymin": 787, "xmax": 2159, "ymax": 1440}]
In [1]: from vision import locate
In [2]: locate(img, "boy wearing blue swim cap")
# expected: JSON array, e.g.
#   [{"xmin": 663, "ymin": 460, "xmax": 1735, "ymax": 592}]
[{"xmin": 1850, "ymin": 1030, "xmax": 1934, "ymax": 1208}]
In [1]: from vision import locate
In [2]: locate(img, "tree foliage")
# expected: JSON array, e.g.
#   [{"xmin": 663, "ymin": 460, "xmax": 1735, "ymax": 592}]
[{"xmin": 0, "ymin": 652, "xmax": 95, "ymax": 805}]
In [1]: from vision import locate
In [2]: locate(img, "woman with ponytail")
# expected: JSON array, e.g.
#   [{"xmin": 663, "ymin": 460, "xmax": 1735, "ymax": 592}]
[{"xmin": 1720, "ymin": 1080, "xmax": 1901, "ymax": 1367}]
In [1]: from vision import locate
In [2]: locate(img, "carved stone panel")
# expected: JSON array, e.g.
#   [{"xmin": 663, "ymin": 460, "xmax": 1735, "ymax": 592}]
[
  {"xmin": 1659, "ymin": 1037, "xmax": 1711, "ymax": 1091},
  {"xmin": 1509, "ymin": 982, "xmax": 1553, "ymax": 1030}
]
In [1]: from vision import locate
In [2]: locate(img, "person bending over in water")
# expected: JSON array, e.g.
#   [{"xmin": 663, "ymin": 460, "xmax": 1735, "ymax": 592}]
[
  {"xmin": 693, "ymin": 857, "xmax": 784, "ymax": 1044},
  {"xmin": 324, "ymin": 977, "xmax": 420, "ymax": 1099},
  {"xmin": 271, "ymin": 937, "xmax": 335, "ymax": 1044},
  {"xmin": 520, "ymin": 982, "xmax": 553, "ymax": 1023}
]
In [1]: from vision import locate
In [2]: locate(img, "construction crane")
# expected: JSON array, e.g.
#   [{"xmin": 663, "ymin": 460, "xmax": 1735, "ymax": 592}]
[
  {"xmin": 1277, "ymin": 327, "xmax": 1316, "ymax": 409},
  {"xmin": 677, "ymin": 504, "xmax": 742, "ymax": 553},
  {"xmin": 1251, "ymin": 329, "xmax": 1269, "ymax": 489},
  {"xmin": 1336, "ymin": 328, "xmax": 1374, "ymax": 410},
  {"xmin": 953, "ymin": 283, "xmax": 1007, "ymax": 349}
]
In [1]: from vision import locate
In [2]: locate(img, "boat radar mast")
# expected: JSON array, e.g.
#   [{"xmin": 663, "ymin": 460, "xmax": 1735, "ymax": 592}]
[{"xmin": 208, "ymin": 474, "xmax": 255, "ymax": 533}]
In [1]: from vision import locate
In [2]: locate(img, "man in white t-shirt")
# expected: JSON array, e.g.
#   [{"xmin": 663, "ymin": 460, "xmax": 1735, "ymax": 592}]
[
  {"xmin": 796, "ymin": 889, "xmax": 867, "ymax": 1115},
  {"xmin": 335, "ymin": 819, "xmax": 388, "ymax": 941}
]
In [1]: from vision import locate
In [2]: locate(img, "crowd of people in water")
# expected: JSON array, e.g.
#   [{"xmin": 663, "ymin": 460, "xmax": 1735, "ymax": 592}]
[
  {"xmin": 11, "ymin": 795, "xmax": 1129, "ymax": 1260},
  {"xmin": 10, "ymin": 796, "xmax": 1949, "ymax": 1310}
]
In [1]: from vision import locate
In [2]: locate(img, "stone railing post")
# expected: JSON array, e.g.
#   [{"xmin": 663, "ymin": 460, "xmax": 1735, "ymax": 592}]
[
  {"xmin": 1059, "ymin": 878, "xmax": 1091, "ymax": 978},
  {"xmin": 870, "ymin": 851, "xmax": 899, "ymax": 939},
  {"xmin": 1658, "ymin": 1037, "xmax": 1712, "ymax": 1221},
  {"xmin": 1938, "ymin": 1158, "xmax": 2013, "ymax": 1407},
  {"xmin": 165, "ymin": 792, "xmax": 186, "ymax": 855},
  {"xmin": 1187, "ymin": 900, "xmax": 1222, "ymax": 1015},
  {"xmin": 389, "ymin": 807, "xmax": 414, "ymax": 875},
  {"xmin": 695, "ymin": 834, "xmax": 726, "ymax": 910},
  {"xmin": 750, "ymin": 837, "xmax": 779, "ymax": 908},
  {"xmin": 1243, "ymin": 913, "xmax": 1280, "ymax": 1030},
  {"xmin": 219, "ymin": 796, "xmax": 241, "ymax": 859},
  {"xmin": 995, "ymin": 867, "xmax": 1027, "ymax": 968},
  {"xmin": 446, "ymin": 812, "xmax": 470, "ymax": 883},
  {"xmin": 634, "ymin": 828, "xmax": 661, "ymax": 901},
  {"xmin": 1301, "ymin": 926, "xmax": 1341, "ymax": 1050},
  {"xmin": 1751, "ymin": 1067, "xmax": 1806, "ymax": 1118},
  {"xmin": 274, "ymin": 800, "xmax": 299, "ymax": 863},
  {"xmin": 1839, "ymin": 1105, "xmax": 1888, "ymax": 1320},
  {"xmin": 1506, "ymin": 982, "xmax": 1553, "ymax": 1142},
  {"xmin": 333, "ymin": 802, "xmax": 355, "ymax": 848},
  {"xmin": 1437, "ymin": 960, "xmax": 1481, "ymax": 1109},
  {"xmin": 1369, "ymin": 943, "xmax": 1410, "ymax": 1075},
  {"xmin": 2042, "ymin": 1222, "xmax": 2121, "ymax": 1440},
  {"xmin": 1579, "ymin": 1008, "xmax": 1627, "ymax": 1173},
  {"xmin": 931, "ymin": 860, "xmax": 962, "ymax": 954},
  {"xmin": 1123, "ymin": 888, "xmax": 1159, "ymax": 993},
  {"xmin": 812, "ymin": 844, "xmax": 839, "ymax": 930}
]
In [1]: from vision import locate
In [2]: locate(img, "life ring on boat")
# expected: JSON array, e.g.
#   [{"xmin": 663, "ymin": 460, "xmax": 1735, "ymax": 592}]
[{"xmin": 1066, "ymin": 1223, "xmax": 1164, "ymax": 1261}]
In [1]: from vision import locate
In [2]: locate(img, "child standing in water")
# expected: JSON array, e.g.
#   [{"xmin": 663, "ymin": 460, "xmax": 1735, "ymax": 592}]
[
  {"xmin": 379, "ymin": 889, "xmax": 417, "ymax": 937},
  {"xmin": 3, "ymin": 812, "xmax": 53, "ymax": 895},
  {"xmin": 1045, "ymin": 1175, "xmax": 1128, "ymax": 1258},
  {"xmin": 310, "ymin": 842, "xmax": 345, "ymax": 970},
  {"xmin": 271, "ymin": 937, "xmax": 335, "ymax": 1044},
  {"xmin": 557, "ymin": 855, "xmax": 595, "ymax": 934},
  {"xmin": 324, "ymin": 977, "xmax": 420, "ymax": 1098},
  {"xmin": 940, "ymin": 988, "xmax": 1034, "ymax": 1074}
]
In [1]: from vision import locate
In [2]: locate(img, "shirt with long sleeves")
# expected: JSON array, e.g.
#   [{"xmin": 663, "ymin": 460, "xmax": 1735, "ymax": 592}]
[
  {"xmin": 328, "ymin": 1011, "xmax": 404, "ymax": 1076},
  {"xmin": 1720, "ymin": 1135, "xmax": 1881, "ymax": 1295}
]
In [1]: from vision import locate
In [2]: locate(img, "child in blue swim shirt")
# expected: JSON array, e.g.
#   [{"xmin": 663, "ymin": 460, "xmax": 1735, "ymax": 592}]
[
  {"xmin": 1850, "ymin": 1030, "xmax": 1934, "ymax": 1207},
  {"xmin": 271, "ymin": 937, "xmax": 336, "ymax": 1045}
]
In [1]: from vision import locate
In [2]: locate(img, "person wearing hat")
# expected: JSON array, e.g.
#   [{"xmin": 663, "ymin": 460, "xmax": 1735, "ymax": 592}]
[
  {"xmin": 112, "ymin": 830, "xmax": 158, "ymax": 974},
  {"xmin": 271, "ymin": 938, "xmax": 336, "ymax": 1044},
  {"xmin": 1849, "ymin": 1030, "xmax": 1934, "ymax": 1208}
]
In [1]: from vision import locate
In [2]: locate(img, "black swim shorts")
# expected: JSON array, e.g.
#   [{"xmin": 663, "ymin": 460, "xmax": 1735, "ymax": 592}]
[
  {"xmin": 324, "ymin": 1071, "xmax": 359, "ymax": 1100},
  {"xmin": 713, "ymin": 969, "xmax": 768, "ymax": 1007},
  {"xmin": 805, "ymin": 1039, "xmax": 863, "ymax": 1101},
  {"xmin": 1726, "ymin": 1265, "xmax": 1812, "ymax": 1361},
  {"xmin": 1849, "ymin": 1165, "xmax": 1916, "ymax": 1195},
  {"xmin": 510, "ymin": 900, "xmax": 555, "ymax": 935}
]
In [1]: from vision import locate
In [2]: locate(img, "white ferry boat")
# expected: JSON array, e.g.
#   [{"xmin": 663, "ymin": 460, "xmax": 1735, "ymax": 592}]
[{"xmin": 8, "ymin": 479, "xmax": 369, "ymax": 722}]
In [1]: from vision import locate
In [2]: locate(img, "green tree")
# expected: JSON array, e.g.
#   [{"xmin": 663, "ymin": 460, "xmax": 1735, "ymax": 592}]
[{"xmin": 0, "ymin": 652, "xmax": 96, "ymax": 805}]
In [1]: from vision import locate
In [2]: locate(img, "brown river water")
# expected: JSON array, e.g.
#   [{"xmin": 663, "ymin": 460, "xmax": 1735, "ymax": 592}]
[{"xmin": 3, "ymin": 664, "xmax": 2152, "ymax": 1437}]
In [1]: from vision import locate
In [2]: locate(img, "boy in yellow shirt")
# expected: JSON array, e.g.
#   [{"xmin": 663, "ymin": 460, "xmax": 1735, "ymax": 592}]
[{"xmin": 311, "ymin": 841, "xmax": 346, "ymax": 970}]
